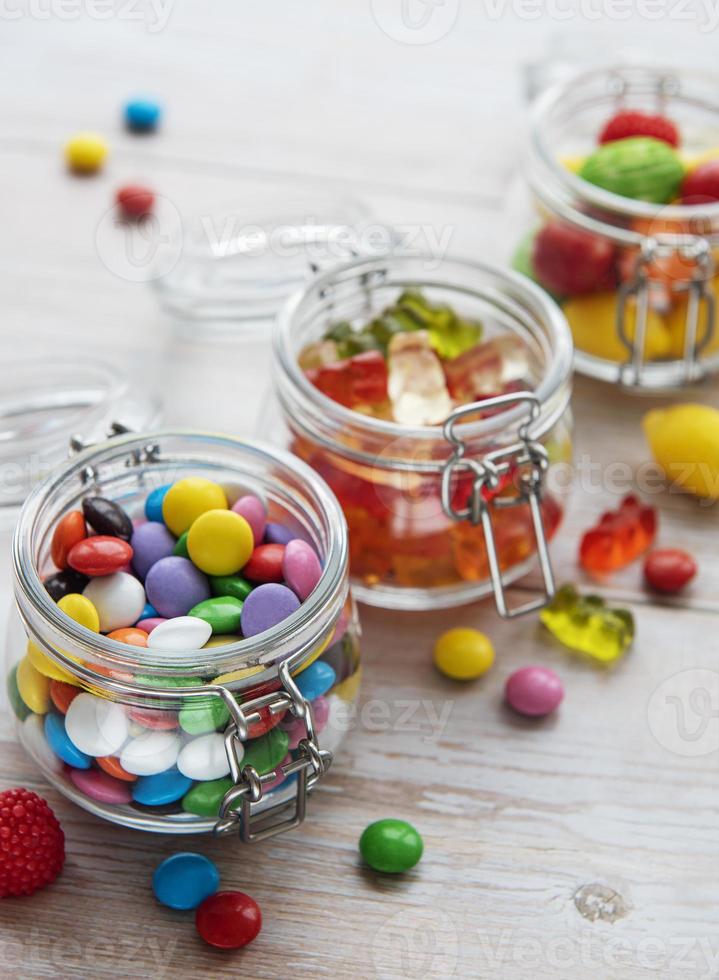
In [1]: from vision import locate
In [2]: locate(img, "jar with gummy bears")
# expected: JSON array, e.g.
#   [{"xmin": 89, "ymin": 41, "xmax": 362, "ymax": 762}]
[
  {"xmin": 272, "ymin": 253, "xmax": 574, "ymax": 615},
  {"xmin": 513, "ymin": 65, "xmax": 719, "ymax": 388},
  {"xmin": 7, "ymin": 430, "xmax": 360, "ymax": 838}
]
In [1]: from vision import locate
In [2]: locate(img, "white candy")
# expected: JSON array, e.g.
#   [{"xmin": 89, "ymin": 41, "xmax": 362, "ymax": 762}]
[
  {"xmin": 120, "ymin": 730, "xmax": 181, "ymax": 776},
  {"xmin": 147, "ymin": 616, "xmax": 212, "ymax": 652},
  {"xmin": 65, "ymin": 693, "xmax": 129, "ymax": 757},
  {"xmin": 83, "ymin": 572, "xmax": 146, "ymax": 633},
  {"xmin": 177, "ymin": 732, "xmax": 231, "ymax": 781},
  {"xmin": 22, "ymin": 714, "xmax": 63, "ymax": 774}
]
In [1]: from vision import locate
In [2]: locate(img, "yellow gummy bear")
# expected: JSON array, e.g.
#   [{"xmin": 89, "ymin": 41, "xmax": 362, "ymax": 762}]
[
  {"xmin": 562, "ymin": 292, "xmax": 672, "ymax": 362},
  {"xmin": 643, "ymin": 403, "xmax": 719, "ymax": 500}
]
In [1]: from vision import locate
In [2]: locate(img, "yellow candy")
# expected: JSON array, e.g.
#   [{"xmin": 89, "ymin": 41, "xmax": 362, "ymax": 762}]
[
  {"xmin": 433, "ymin": 628, "xmax": 495, "ymax": 681},
  {"xmin": 58, "ymin": 593, "xmax": 100, "ymax": 632},
  {"xmin": 65, "ymin": 132, "xmax": 109, "ymax": 174},
  {"xmin": 204, "ymin": 634, "xmax": 242, "ymax": 649},
  {"xmin": 16, "ymin": 655, "xmax": 51, "ymax": 714},
  {"xmin": 683, "ymin": 146, "xmax": 719, "ymax": 171},
  {"xmin": 666, "ymin": 280, "xmax": 719, "ymax": 359},
  {"xmin": 560, "ymin": 154, "xmax": 587, "ymax": 174},
  {"xmin": 333, "ymin": 666, "xmax": 362, "ymax": 702},
  {"xmin": 213, "ymin": 665, "xmax": 264, "ymax": 685},
  {"xmin": 187, "ymin": 509, "xmax": 253, "ymax": 576},
  {"xmin": 643, "ymin": 403, "xmax": 719, "ymax": 499},
  {"xmin": 562, "ymin": 292, "xmax": 672, "ymax": 362},
  {"xmin": 27, "ymin": 641, "xmax": 76, "ymax": 684},
  {"xmin": 162, "ymin": 478, "xmax": 228, "ymax": 536},
  {"xmin": 293, "ymin": 633, "xmax": 332, "ymax": 675}
]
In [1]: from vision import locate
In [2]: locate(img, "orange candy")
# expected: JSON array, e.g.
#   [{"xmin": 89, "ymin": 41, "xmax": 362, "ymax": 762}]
[
  {"xmin": 96, "ymin": 755, "xmax": 137, "ymax": 782},
  {"xmin": 51, "ymin": 510, "xmax": 86, "ymax": 570},
  {"xmin": 49, "ymin": 679, "xmax": 81, "ymax": 714},
  {"xmin": 107, "ymin": 628, "xmax": 148, "ymax": 648}
]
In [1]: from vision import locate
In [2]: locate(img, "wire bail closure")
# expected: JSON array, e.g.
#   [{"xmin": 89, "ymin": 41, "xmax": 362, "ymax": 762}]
[{"xmin": 440, "ymin": 391, "xmax": 555, "ymax": 618}]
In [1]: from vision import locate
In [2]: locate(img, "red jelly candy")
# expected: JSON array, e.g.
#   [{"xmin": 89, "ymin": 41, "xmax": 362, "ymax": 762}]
[
  {"xmin": 599, "ymin": 110, "xmax": 679, "ymax": 148},
  {"xmin": 67, "ymin": 536, "xmax": 133, "ymax": 576},
  {"xmin": 579, "ymin": 494, "xmax": 657, "ymax": 575},
  {"xmin": 195, "ymin": 891, "xmax": 262, "ymax": 949},
  {"xmin": 51, "ymin": 511, "xmax": 87, "ymax": 570},
  {"xmin": 532, "ymin": 221, "xmax": 616, "ymax": 296},
  {"xmin": 306, "ymin": 350, "xmax": 388, "ymax": 408},
  {"xmin": 681, "ymin": 159, "xmax": 719, "ymax": 205},
  {"xmin": 242, "ymin": 543, "xmax": 285, "ymax": 583},
  {"xmin": 116, "ymin": 184, "xmax": 155, "ymax": 219},
  {"xmin": 644, "ymin": 548, "xmax": 697, "ymax": 594}
]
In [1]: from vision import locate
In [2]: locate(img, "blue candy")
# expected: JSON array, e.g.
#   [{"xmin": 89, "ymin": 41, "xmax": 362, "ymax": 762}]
[
  {"xmin": 139, "ymin": 601, "xmax": 158, "ymax": 621},
  {"xmin": 132, "ymin": 768, "xmax": 193, "ymax": 806},
  {"xmin": 296, "ymin": 660, "xmax": 336, "ymax": 701},
  {"xmin": 44, "ymin": 713, "xmax": 92, "ymax": 769},
  {"xmin": 152, "ymin": 852, "xmax": 220, "ymax": 910},
  {"xmin": 125, "ymin": 98, "xmax": 162, "ymax": 133},
  {"xmin": 144, "ymin": 484, "xmax": 171, "ymax": 523}
]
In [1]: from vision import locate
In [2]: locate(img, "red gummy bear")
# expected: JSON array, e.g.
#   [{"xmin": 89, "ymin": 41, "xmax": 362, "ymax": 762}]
[
  {"xmin": 532, "ymin": 221, "xmax": 616, "ymax": 296},
  {"xmin": 579, "ymin": 494, "xmax": 657, "ymax": 575},
  {"xmin": 306, "ymin": 350, "xmax": 388, "ymax": 408},
  {"xmin": 599, "ymin": 110, "xmax": 679, "ymax": 148}
]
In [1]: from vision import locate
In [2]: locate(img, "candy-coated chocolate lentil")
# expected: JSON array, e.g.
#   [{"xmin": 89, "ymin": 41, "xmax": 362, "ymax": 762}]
[
  {"xmin": 433, "ymin": 628, "xmax": 495, "ymax": 681},
  {"xmin": 44, "ymin": 712, "xmax": 92, "ymax": 768},
  {"xmin": 188, "ymin": 596, "xmax": 244, "ymax": 635},
  {"xmin": 131, "ymin": 521, "xmax": 176, "ymax": 579},
  {"xmin": 283, "ymin": 695, "xmax": 329, "ymax": 749},
  {"xmin": 27, "ymin": 641, "xmax": 76, "ymax": 684},
  {"xmin": 153, "ymin": 853, "xmax": 220, "ymax": 911},
  {"xmin": 209, "ymin": 574, "xmax": 252, "ymax": 602},
  {"xmin": 65, "ymin": 693, "xmax": 129, "ymax": 756},
  {"xmin": 505, "ymin": 666, "xmax": 564, "ymax": 717},
  {"xmin": 107, "ymin": 627, "xmax": 148, "ymax": 647},
  {"xmin": 136, "ymin": 617, "xmax": 166, "ymax": 633},
  {"xmin": 203, "ymin": 634, "xmax": 241, "ymax": 648},
  {"xmin": 116, "ymin": 184, "xmax": 155, "ymax": 219},
  {"xmin": 264, "ymin": 522, "xmax": 294, "ymax": 545},
  {"xmin": 82, "ymin": 496, "xmax": 133, "ymax": 541},
  {"xmin": 69, "ymin": 767, "xmax": 133, "ymax": 805},
  {"xmin": 127, "ymin": 705, "xmax": 180, "ymax": 731},
  {"xmin": 177, "ymin": 733, "xmax": 231, "ymax": 781},
  {"xmin": 17, "ymin": 656, "xmax": 51, "ymax": 714},
  {"xmin": 295, "ymin": 661, "xmax": 336, "ymax": 701},
  {"xmin": 132, "ymin": 768, "xmax": 193, "ymax": 807},
  {"xmin": 145, "ymin": 484, "xmax": 171, "ymax": 522},
  {"xmin": 83, "ymin": 572, "xmax": 146, "ymax": 632},
  {"xmin": 283, "ymin": 539, "xmax": 322, "ymax": 600},
  {"xmin": 124, "ymin": 98, "xmax": 162, "ymax": 133},
  {"xmin": 195, "ymin": 891, "xmax": 262, "ymax": 950},
  {"xmin": 139, "ymin": 602, "xmax": 158, "ymax": 620},
  {"xmin": 179, "ymin": 696, "xmax": 229, "ymax": 736},
  {"xmin": 44, "ymin": 568, "xmax": 89, "ymax": 602},
  {"xmin": 359, "ymin": 819, "xmax": 424, "ymax": 874},
  {"xmin": 231, "ymin": 494, "xmax": 266, "ymax": 545},
  {"xmin": 240, "ymin": 583, "xmax": 300, "ymax": 638},
  {"xmin": 187, "ymin": 510, "xmax": 254, "ymax": 577},
  {"xmin": 7, "ymin": 664, "xmax": 31, "ymax": 721},
  {"xmin": 67, "ymin": 536, "xmax": 133, "ymax": 577},
  {"xmin": 49, "ymin": 680, "xmax": 80, "ymax": 715},
  {"xmin": 145, "ymin": 556, "xmax": 210, "ymax": 618},
  {"xmin": 644, "ymin": 548, "xmax": 698, "ymax": 594},
  {"xmin": 57, "ymin": 593, "xmax": 100, "ymax": 633},
  {"xmin": 242, "ymin": 543, "xmax": 285, "ymax": 583},
  {"xmin": 182, "ymin": 778, "xmax": 233, "ymax": 817},
  {"xmin": 65, "ymin": 132, "xmax": 108, "ymax": 173},
  {"xmin": 173, "ymin": 531, "xmax": 189, "ymax": 558},
  {"xmin": 162, "ymin": 478, "xmax": 228, "ymax": 537},
  {"xmin": 242, "ymin": 726, "xmax": 289, "ymax": 775},
  {"xmin": 24, "ymin": 714, "xmax": 63, "ymax": 774},
  {"xmin": 96, "ymin": 755, "xmax": 137, "ymax": 782},
  {"xmin": 51, "ymin": 511, "xmax": 87, "ymax": 570},
  {"xmin": 147, "ymin": 616, "xmax": 213, "ymax": 651},
  {"xmin": 121, "ymin": 730, "xmax": 182, "ymax": 777}
]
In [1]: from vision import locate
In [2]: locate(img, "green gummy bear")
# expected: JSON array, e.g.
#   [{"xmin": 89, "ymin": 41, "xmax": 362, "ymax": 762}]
[
  {"xmin": 540, "ymin": 583, "xmax": 634, "ymax": 663},
  {"xmin": 580, "ymin": 137, "xmax": 685, "ymax": 204}
]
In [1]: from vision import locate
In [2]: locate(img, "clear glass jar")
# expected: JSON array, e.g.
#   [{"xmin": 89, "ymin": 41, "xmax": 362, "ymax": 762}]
[
  {"xmin": 7, "ymin": 431, "xmax": 360, "ymax": 838},
  {"xmin": 272, "ymin": 254, "xmax": 574, "ymax": 615},
  {"xmin": 514, "ymin": 65, "xmax": 719, "ymax": 389}
]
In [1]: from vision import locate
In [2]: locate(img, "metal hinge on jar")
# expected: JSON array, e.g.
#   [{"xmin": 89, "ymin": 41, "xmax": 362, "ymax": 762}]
[
  {"xmin": 440, "ymin": 391, "xmax": 555, "ymax": 618},
  {"xmin": 69, "ymin": 422, "xmax": 161, "ymax": 484}
]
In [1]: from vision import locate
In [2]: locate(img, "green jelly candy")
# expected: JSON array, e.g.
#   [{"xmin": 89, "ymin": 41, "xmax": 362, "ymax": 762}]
[
  {"xmin": 189, "ymin": 595, "xmax": 244, "ymax": 635},
  {"xmin": 182, "ymin": 777, "xmax": 233, "ymax": 817},
  {"xmin": 242, "ymin": 726, "xmax": 289, "ymax": 775},
  {"xmin": 359, "ymin": 818, "xmax": 424, "ymax": 874},
  {"xmin": 580, "ymin": 137, "xmax": 685, "ymax": 204},
  {"xmin": 210, "ymin": 574, "xmax": 253, "ymax": 603},
  {"xmin": 7, "ymin": 665, "xmax": 31, "ymax": 721},
  {"xmin": 173, "ymin": 531, "xmax": 189, "ymax": 558},
  {"xmin": 179, "ymin": 697, "xmax": 230, "ymax": 736},
  {"xmin": 539, "ymin": 583, "xmax": 634, "ymax": 664}
]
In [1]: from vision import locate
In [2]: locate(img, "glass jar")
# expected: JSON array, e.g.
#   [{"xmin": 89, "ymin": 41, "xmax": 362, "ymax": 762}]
[
  {"xmin": 7, "ymin": 430, "xmax": 360, "ymax": 838},
  {"xmin": 514, "ymin": 65, "xmax": 719, "ymax": 389},
  {"xmin": 272, "ymin": 253, "xmax": 574, "ymax": 615}
]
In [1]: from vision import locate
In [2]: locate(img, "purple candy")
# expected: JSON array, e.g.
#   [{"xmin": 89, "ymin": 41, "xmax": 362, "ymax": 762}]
[
  {"xmin": 131, "ymin": 522, "xmax": 176, "ymax": 580},
  {"xmin": 144, "ymin": 556, "xmax": 210, "ymax": 619},
  {"xmin": 232, "ymin": 494, "xmax": 266, "ymax": 546},
  {"xmin": 264, "ymin": 522, "xmax": 294, "ymax": 546},
  {"xmin": 240, "ymin": 583, "xmax": 300, "ymax": 637},
  {"xmin": 136, "ymin": 617, "xmax": 166, "ymax": 633}
]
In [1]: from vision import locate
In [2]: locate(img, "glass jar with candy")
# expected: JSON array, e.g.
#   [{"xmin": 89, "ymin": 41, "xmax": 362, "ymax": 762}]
[
  {"xmin": 512, "ymin": 65, "xmax": 719, "ymax": 388},
  {"xmin": 272, "ymin": 253, "xmax": 574, "ymax": 615},
  {"xmin": 7, "ymin": 430, "xmax": 360, "ymax": 838}
]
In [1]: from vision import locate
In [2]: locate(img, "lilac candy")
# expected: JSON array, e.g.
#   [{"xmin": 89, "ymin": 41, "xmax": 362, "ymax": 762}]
[
  {"xmin": 240, "ymin": 583, "xmax": 300, "ymax": 637},
  {"xmin": 136, "ymin": 617, "xmax": 166, "ymax": 633},
  {"xmin": 505, "ymin": 666, "xmax": 564, "ymax": 718},
  {"xmin": 264, "ymin": 522, "xmax": 294, "ymax": 545},
  {"xmin": 283, "ymin": 539, "xmax": 322, "ymax": 600},
  {"xmin": 145, "ymin": 556, "xmax": 210, "ymax": 619},
  {"xmin": 231, "ymin": 494, "xmax": 266, "ymax": 546},
  {"xmin": 131, "ymin": 522, "xmax": 176, "ymax": 580}
]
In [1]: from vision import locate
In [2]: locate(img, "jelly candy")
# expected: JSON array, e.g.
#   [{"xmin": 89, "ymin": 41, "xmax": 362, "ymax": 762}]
[
  {"xmin": 390, "ymin": 289, "xmax": 482, "ymax": 359},
  {"xmin": 644, "ymin": 548, "xmax": 697, "ymax": 594},
  {"xmin": 643, "ymin": 403, "xmax": 719, "ymax": 499},
  {"xmin": 681, "ymin": 159, "xmax": 719, "ymax": 204},
  {"xmin": 532, "ymin": 221, "xmax": 616, "ymax": 296},
  {"xmin": 0, "ymin": 788, "xmax": 65, "ymax": 897},
  {"xmin": 562, "ymin": 292, "xmax": 672, "ymax": 362},
  {"xmin": 579, "ymin": 494, "xmax": 656, "ymax": 575},
  {"xmin": 505, "ymin": 666, "xmax": 563, "ymax": 717},
  {"xmin": 443, "ymin": 335, "xmax": 529, "ymax": 403},
  {"xmin": 306, "ymin": 350, "xmax": 388, "ymax": 409},
  {"xmin": 298, "ymin": 339, "xmax": 341, "ymax": 370},
  {"xmin": 359, "ymin": 818, "xmax": 423, "ymax": 874},
  {"xmin": 599, "ymin": 110, "xmax": 679, "ymax": 148},
  {"xmin": 387, "ymin": 330, "xmax": 452, "ymax": 425},
  {"xmin": 580, "ymin": 137, "xmax": 685, "ymax": 204},
  {"xmin": 540, "ymin": 584, "xmax": 634, "ymax": 663},
  {"xmin": 433, "ymin": 628, "xmax": 494, "ymax": 681}
]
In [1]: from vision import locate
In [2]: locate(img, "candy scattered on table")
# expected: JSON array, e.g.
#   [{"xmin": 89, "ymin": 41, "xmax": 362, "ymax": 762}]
[
  {"xmin": 195, "ymin": 891, "xmax": 262, "ymax": 949},
  {"xmin": 64, "ymin": 132, "xmax": 109, "ymax": 174},
  {"xmin": 153, "ymin": 853, "xmax": 220, "ymax": 910},
  {"xmin": 124, "ymin": 98, "xmax": 162, "ymax": 133},
  {"xmin": 433, "ymin": 627, "xmax": 495, "ymax": 681},
  {"xmin": 116, "ymin": 184, "xmax": 155, "ymax": 220},
  {"xmin": 540, "ymin": 583, "xmax": 634, "ymax": 664},
  {"xmin": 579, "ymin": 494, "xmax": 657, "ymax": 575},
  {"xmin": 0, "ymin": 788, "xmax": 65, "ymax": 897},
  {"xmin": 359, "ymin": 818, "xmax": 424, "ymax": 874},
  {"xmin": 505, "ymin": 666, "xmax": 564, "ymax": 718},
  {"xmin": 644, "ymin": 548, "xmax": 697, "ymax": 594},
  {"xmin": 643, "ymin": 404, "xmax": 719, "ymax": 500}
]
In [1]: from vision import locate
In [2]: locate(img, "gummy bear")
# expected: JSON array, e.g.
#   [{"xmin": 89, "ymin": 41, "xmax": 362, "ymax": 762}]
[
  {"xmin": 443, "ymin": 336, "xmax": 530, "ymax": 403},
  {"xmin": 579, "ymin": 494, "xmax": 657, "ymax": 575},
  {"xmin": 305, "ymin": 350, "xmax": 388, "ymax": 409},
  {"xmin": 387, "ymin": 330, "xmax": 453, "ymax": 425},
  {"xmin": 539, "ymin": 583, "xmax": 634, "ymax": 664},
  {"xmin": 298, "ymin": 339, "xmax": 340, "ymax": 371}
]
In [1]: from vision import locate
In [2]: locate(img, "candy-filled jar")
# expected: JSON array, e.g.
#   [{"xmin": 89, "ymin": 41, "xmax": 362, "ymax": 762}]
[
  {"xmin": 272, "ymin": 254, "xmax": 574, "ymax": 614},
  {"xmin": 513, "ymin": 65, "xmax": 719, "ymax": 388},
  {"xmin": 7, "ymin": 431, "xmax": 360, "ymax": 837}
]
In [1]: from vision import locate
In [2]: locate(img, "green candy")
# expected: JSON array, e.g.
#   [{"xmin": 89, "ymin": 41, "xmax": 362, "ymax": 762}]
[
  {"xmin": 359, "ymin": 818, "xmax": 424, "ymax": 874},
  {"xmin": 179, "ymin": 698, "xmax": 230, "ymax": 735},
  {"xmin": 580, "ymin": 137, "xmax": 685, "ymax": 204},
  {"xmin": 7, "ymin": 665, "xmax": 31, "ymax": 721},
  {"xmin": 242, "ymin": 726, "xmax": 289, "ymax": 775},
  {"xmin": 182, "ymin": 777, "xmax": 234, "ymax": 817},
  {"xmin": 173, "ymin": 531, "xmax": 189, "ymax": 558},
  {"xmin": 210, "ymin": 574, "xmax": 253, "ymax": 603},
  {"xmin": 189, "ymin": 595, "xmax": 244, "ymax": 635}
]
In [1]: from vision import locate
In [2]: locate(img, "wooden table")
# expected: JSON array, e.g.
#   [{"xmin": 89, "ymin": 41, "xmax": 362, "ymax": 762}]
[{"xmin": 1, "ymin": 7, "xmax": 719, "ymax": 978}]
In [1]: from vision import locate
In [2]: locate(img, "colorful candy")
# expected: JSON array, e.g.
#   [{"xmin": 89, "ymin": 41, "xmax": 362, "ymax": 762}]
[
  {"xmin": 532, "ymin": 221, "xmax": 616, "ymax": 296},
  {"xmin": 64, "ymin": 132, "xmax": 108, "ymax": 174},
  {"xmin": 83, "ymin": 496, "xmax": 133, "ymax": 540},
  {"xmin": 433, "ymin": 628, "xmax": 495, "ymax": 681},
  {"xmin": 681, "ymin": 159, "xmax": 719, "ymax": 204},
  {"xmin": 598, "ymin": 110, "xmax": 679, "ymax": 148},
  {"xmin": 83, "ymin": 572, "xmax": 146, "ymax": 632},
  {"xmin": 282, "ymin": 539, "xmax": 322, "ymax": 600},
  {"xmin": 145, "ymin": 556, "xmax": 210, "ymax": 618},
  {"xmin": 67, "ymin": 536, "xmax": 133, "ymax": 577},
  {"xmin": 51, "ymin": 511, "xmax": 86, "ymax": 569},
  {"xmin": 505, "ymin": 666, "xmax": 564, "ymax": 717},
  {"xmin": 0, "ymin": 788, "xmax": 65, "ymax": 897},
  {"xmin": 162, "ymin": 478, "xmax": 228, "ymax": 536},
  {"xmin": 580, "ymin": 137, "xmax": 685, "ymax": 204},
  {"xmin": 153, "ymin": 853, "xmax": 220, "ymax": 911},
  {"xmin": 124, "ymin": 98, "xmax": 162, "ymax": 133},
  {"xmin": 116, "ymin": 185, "xmax": 155, "ymax": 220},
  {"xmin": 240, "ymin": 583, "xmax": 300, "ymax": 637},
  {"xmin": 644, "ymin": 548, "xmax": 697, "ymax": 594},
  {"xmin": 359, "ymin": 818, "xmax": 424, "ymax": 874},
  {"xmin": 187, "ymin": 510, "xmax": 254, "ymax": 576},
  {"xmin": 147, "ymin": 616, "xmax": 213, "ymax": 651},
  {"xmin": 195, "ymin": 891, "xmax": 262, "ymax": 949},
  {"xmin": 643, "ymin": 404, "xmax": 719, "ymax": 500},
  {"xmin": 579, "ymin": 495, "xmax": 656, "ymax": 575},
  {"xmin": 539, "ymin": 584, "xmax": 634, "ymax": 664}
]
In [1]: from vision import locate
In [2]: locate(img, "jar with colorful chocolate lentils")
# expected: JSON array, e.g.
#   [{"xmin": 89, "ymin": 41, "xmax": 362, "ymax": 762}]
[
  {"xmin": 7, "ymin": 431, "xmax": 360, "ymax": 838},
  {"xmin": 273, "ymin": 253, "xmax": 574, "ymax": 615},
  {"xmin": 515, "ymin": 65, "xmax": 719, "ymax": 388}
]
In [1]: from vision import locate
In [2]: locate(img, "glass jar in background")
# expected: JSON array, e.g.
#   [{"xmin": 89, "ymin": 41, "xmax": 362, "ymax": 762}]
[
  {"xmin": 271, "ymin": 254, "xmax": 574, "ymax": 615},
  {"xmin": 513, "ymin": 65, "xmax": 719, "ymax": 389},
  {"xmin": 8, "ymin": 431, "xmax": 360, "ymax": 837}
]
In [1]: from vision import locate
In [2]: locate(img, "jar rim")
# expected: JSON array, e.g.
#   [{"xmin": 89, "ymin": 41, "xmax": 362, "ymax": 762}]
[{"xmin": 12, "ymin": 430, "xmax": 349, "ymax": 682}]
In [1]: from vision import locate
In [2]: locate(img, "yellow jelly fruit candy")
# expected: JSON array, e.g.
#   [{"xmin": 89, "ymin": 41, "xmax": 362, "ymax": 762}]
[
  {"xmin": 162, "ymin": 478, "xmax": 228, "ymax": 536},
  {"xmin": 27, "ymin": 641, "xmax": 76, "ymax": 684},
  {"xmin": 560, "ymin": 154, "xmax": 587, "ymax": 174},
  {"xmin": 16, "ymin": 655, "xmax": 51, "ymax": 714},
  {"xmin": 58, "ymin": 593, "xmax": 100, "ymax": 632},
  {"xmin": 562, "ymin": 292, "xmax": 672, "ymax": 362},
  {"xmin": 187, "ymin": 509, "xmax": 253, "ymax": 576},
  {"xmin": 65, "ymin": 132, "xmax": 109, "ymax": 174},
  {"xmin": 665, "ymin": 281, "xmax": 719, "ymax": 359},
  {"xmin": 643, "ymin": 403, "xmax": 719, "ymax": 500},
  {"xmin": 683, "ymin": 146, "xmax": 719, "ymax": 171},
  {"xmin": 433, "ymin": 628, "xmax": 495, "ymax": 681}
]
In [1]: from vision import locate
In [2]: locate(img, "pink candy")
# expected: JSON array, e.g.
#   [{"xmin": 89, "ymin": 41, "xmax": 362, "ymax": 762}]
[
  {"xmin": 282, "ymin": 539, "xmax": 322, "ymax": 601},
  {"xmin": 231, "ymin": 495, "xmax": 266, "ymax": 546},
  {"xmin": 69, "ymin": 767, "xmax": 133, "ymax": 805},
  {"xmin": 505, "ymin": 666, "xmax": 564, "ymax": 717},
  {"xmin": 282, "ymin": 695, "xmax": 329, "ymax": 749},
  {"xmin": 135, "ymin": 617, "xmax": 166, "ymax": 633}
]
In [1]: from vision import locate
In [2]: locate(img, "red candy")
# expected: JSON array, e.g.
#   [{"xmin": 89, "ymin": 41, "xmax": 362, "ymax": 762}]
[
  {"xmin": 196, "ymin": 891, "xmax": 262, "ymax": 949},
  {"xmin": 532, "ymin": 221, "xmax": 616, "ymax": 296},
  {"xmin": 306, "ymin": 350, "xmax": 388, "ymax": 408},
  {"xmin": 127, "ymin": 707, "xmax": 180, "ymax": 731},
  {"xmin": 644, "ymin": 548, "xmax": 697, "ymax": 594},
  {"xmin": 242, "ymin": 544, "xmax": 285, "ymax": 583},
  {"xmin": 116, "ymin": 184, "xmax": 155, "ymax": 219},
  {"xmin": 579, "ymin": 494, "xmax": 657, "ymax": 575},
  {"xmin": 598, "ymin": 110, "xmax": 679, "ymax": 148},
  {"xmin": 51, "ymin": 510, "xmax": 87, "ymax": 570},
  {"xmin": 67, "ymin": 536, "xmax": 133, "ymax": 576},
  {"xmin": 0, "ymin": 788, "xmax": 65, "ymax": 897},
  {"xmin": 241, "ymin": 681, "xmax": 287, "ymax": 739},
  {"xmin": 50, "ymin": 680, "xmax": 81, "ymax": 715},
  {"xmin": 680, "ymin": 159, "xmax": 719, "ymax": 205}
]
